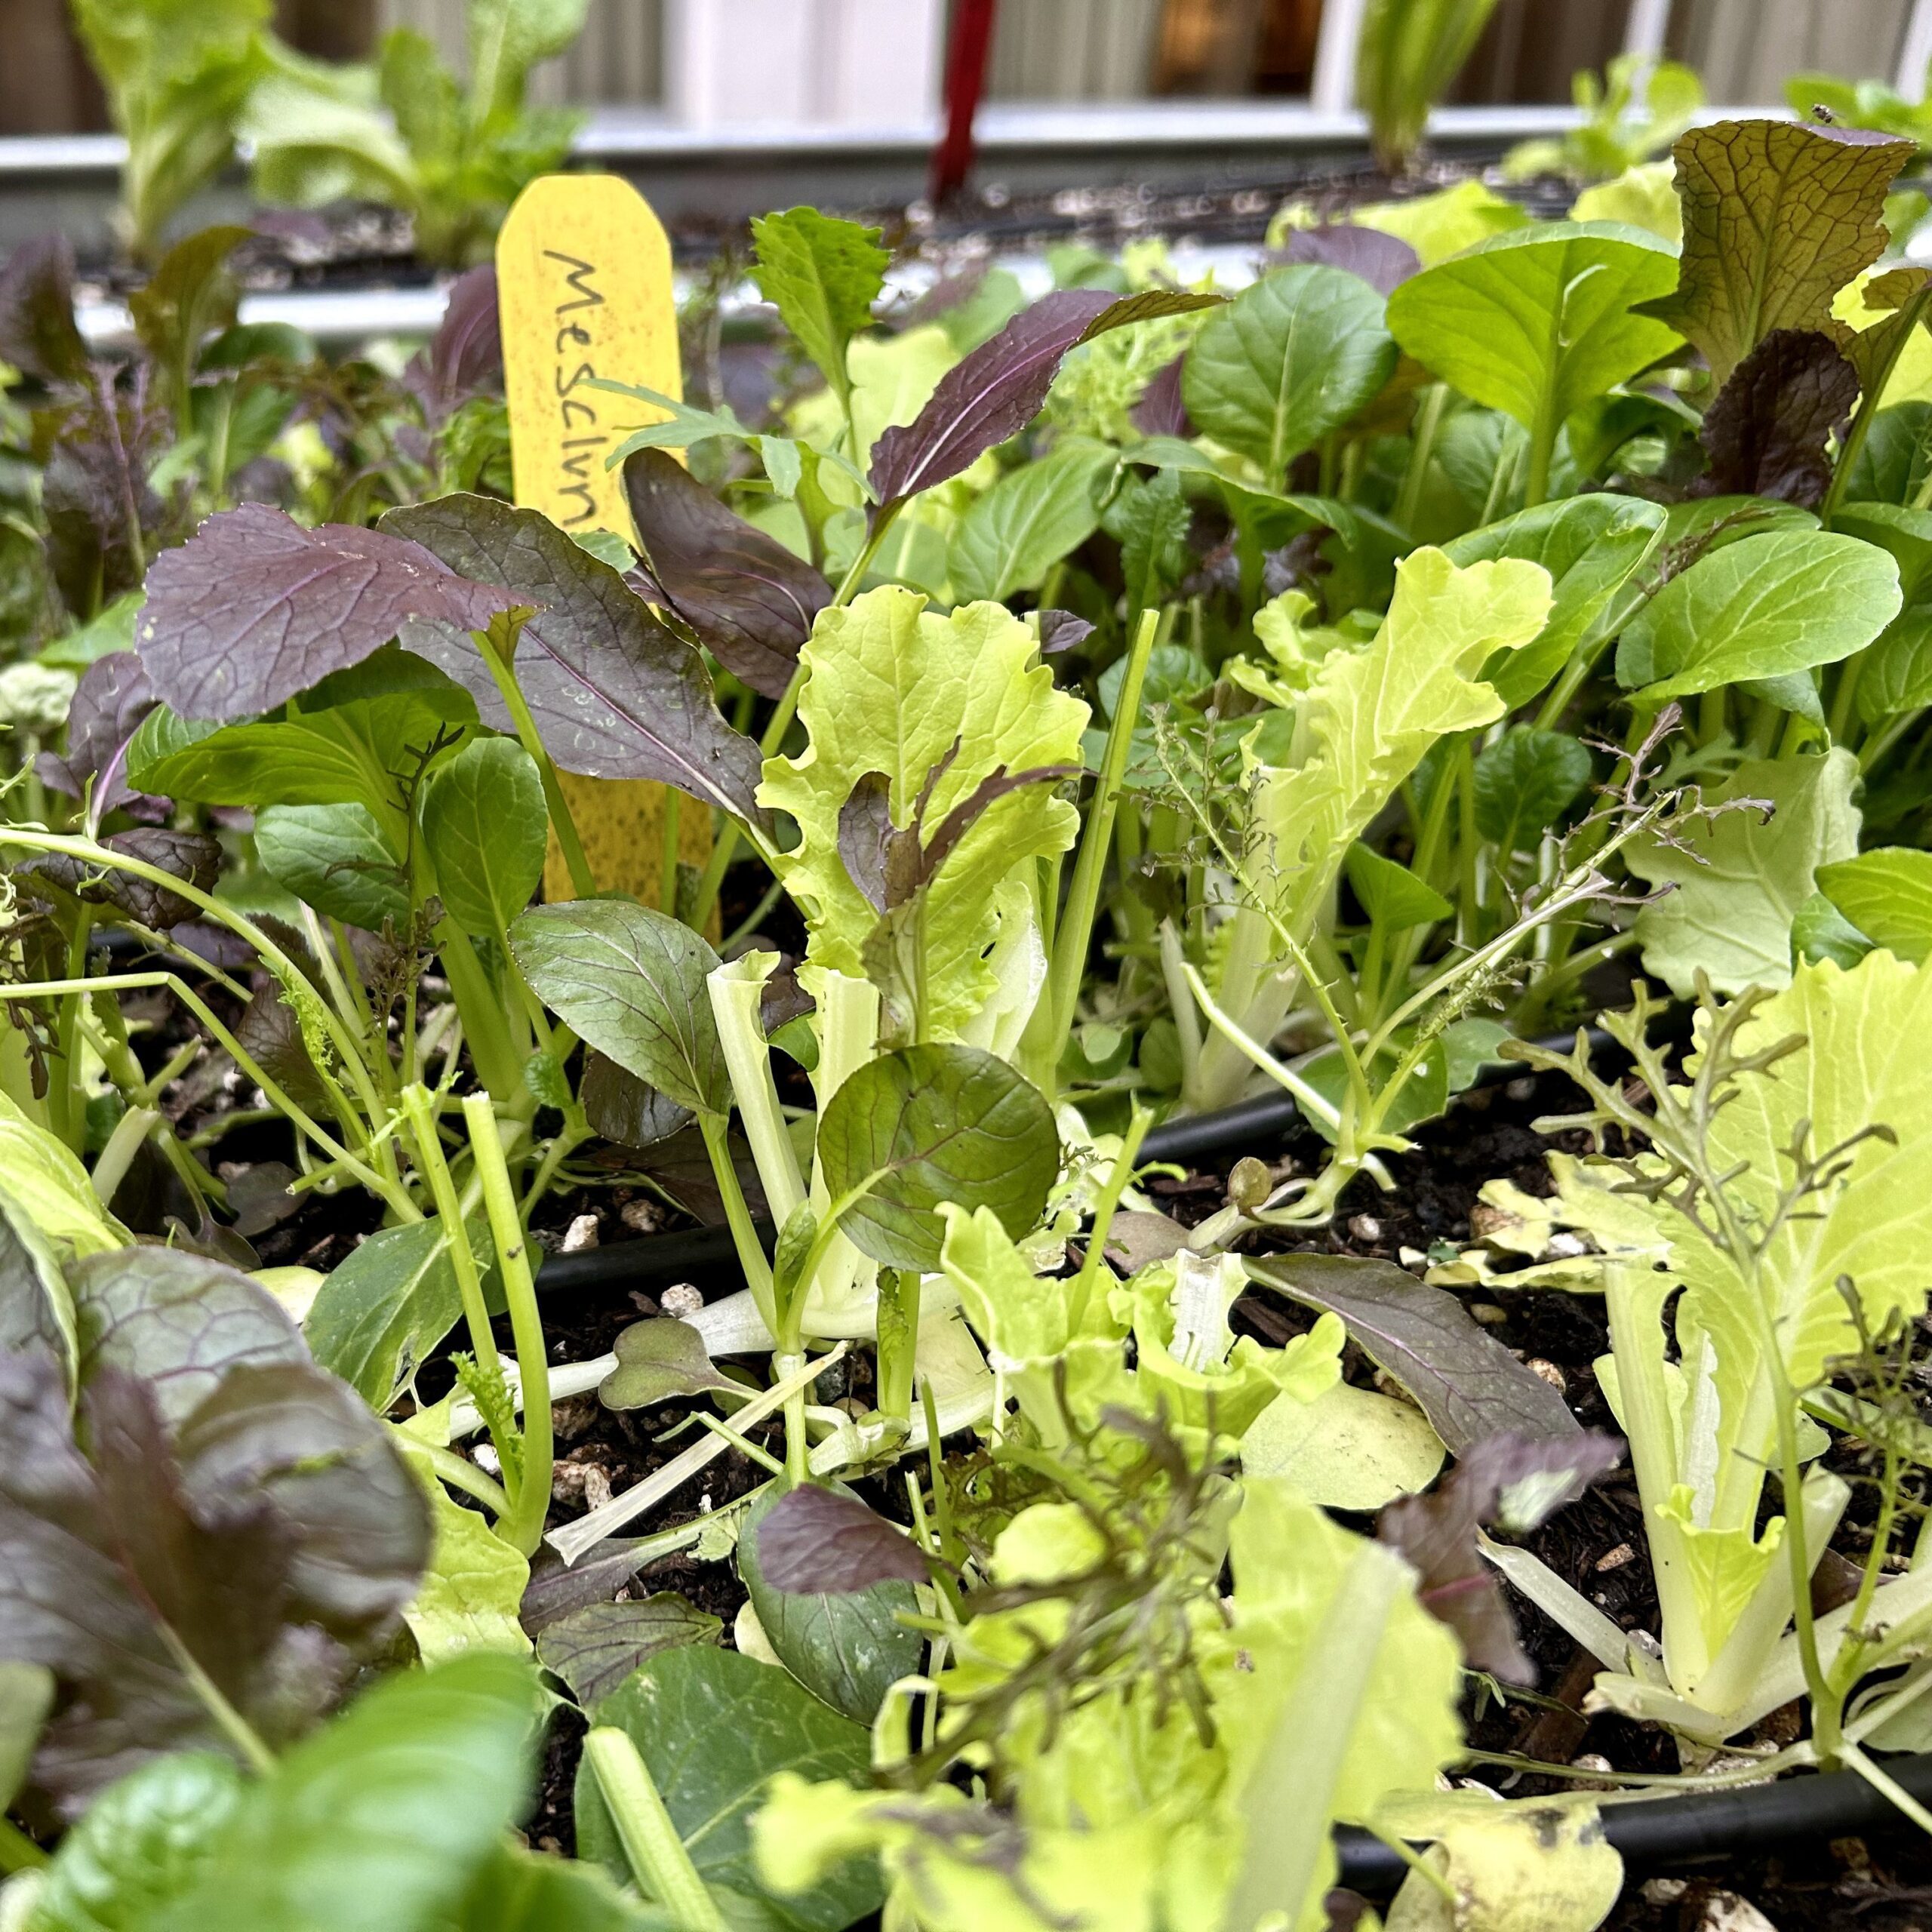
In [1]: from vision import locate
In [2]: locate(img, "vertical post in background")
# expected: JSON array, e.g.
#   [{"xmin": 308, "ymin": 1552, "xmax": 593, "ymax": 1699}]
[
  {"xmin": 931, "ymin": 0, "xmax": 999, "ymax": 205},
  {"xmin": 1898, "ymin": 0, "xmax": 1932, "ymax": 97},
  {"xmin": 1622, "ymin": 0, "xmax": 1673, "ymax": 61},
  {"xmin": 496, "ymin": 174, "xmax": 712, "ymax": 909},
  {"xmin": 1309, "ymin": 0, "xmax": 1368, "ymax": 114}
]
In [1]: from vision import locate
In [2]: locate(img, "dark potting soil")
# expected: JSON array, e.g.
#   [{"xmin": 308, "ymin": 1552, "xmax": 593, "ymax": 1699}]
[{"xmin": 108, "ymin": 949, "xmax": 1932, "ymax": 1923}]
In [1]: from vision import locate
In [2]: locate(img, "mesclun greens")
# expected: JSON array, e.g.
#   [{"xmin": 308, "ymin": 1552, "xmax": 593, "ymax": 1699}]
[
  {"xmin": 7, "ymin": 100, "xmax": 1932, "ymax": 1930},
  {"xmin": 66, "ymin": 0, "xmax": 593, "ymax": 266}
]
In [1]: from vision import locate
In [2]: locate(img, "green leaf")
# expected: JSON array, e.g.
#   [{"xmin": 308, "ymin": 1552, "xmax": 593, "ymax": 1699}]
[
  {"xmin": 0, "ymin": 1189, "xmax": 78, "ymax": 1383},
  {"xmin": 154, "ymin": 1654, "xmax": 540, "ymax": 1932},
  {"xmin": 128, "ymin": 650, "xmax": 476, "ymax": 842},
  {"xmin": 467, "ymin": 0, "xmax": 591, "ymax": 117},
  {"xmin": 1100, "ymin": 465, "xmax": 1189, "ymax": 617},
  {"xmin": 1382, "ymin": 1803, "xmax": 1623, "ymax": 1932},
  {"xmin": 1661, "ymin": 956, "xmax": 1932, "ymax": 1548},
  {"xmin": 1220, "ymin": 1486, "xmax": 1465, "ymax": 1926},
  {"xmin": 0, "ymin": 1091, "xmax": 125, "ymax": 1266},
  {"xmin": 1352, "ymin": 180, "xmax": 1529, "ymax": 266},
  {"xmin": 420, "ymin": 737, "xmax": 546, "ymax": 940},
  {"xmin": 1472, "ymin": 727, "xmax": 1592, "ymax": 854},
  {"xmin": 948, "ymin": 443, "xmax": 1116, "ymax": 605},
  {"xmin": 1241, "ymin": 1378, "xmax": 1445, "ymax": 1511},
  {"xmin": 1635, "ymin": 118, "xmax": 1913, "ymax": 384},
  {"xmin": 750, "ymin": 208, "xmax": 888, "ymax": 409},
  {"xmin": 305, "ymin": 1219, "xmax": 484, "ymax": 1411},
  {"xmin": 1344, "ymin": 844, "xmax": 1451, "ymax": 931},
  {"xmin": 510, "ymin": 900, "xmax": 728, "ymax": 1116},
  {"xmin": 454, "ymin": 1845, "xmax": 660, "ymax": 1932},
  {"xmin": 398, "ymin": 1451, "xmax": 531, "ymax": 1667},
  {"xmin": 737, "ymin": 1484, "xmax": 923, "ymax": 1726},
  {"xmin": 576, "ymin": 1646, "xmax": 881, "ymax": 1932},
  {"xmin": 26, "ymin": 1752, "xmax": 244, "ymax": 1932},
  {"xmin": 1441, "ymin": 494, "xmax": 1667, "ymax": 708},
  {"xmin": 1860, "ymin": 606, "xmax": 1932, "ymax": 720},
  {"xmin": 1387, "ymin": 222, "xmax": 1681, "ymax": 432},
  {"xmin": 596, "ymin": 1318, "xmax": 734, "ymax": 1410},
  {"xmin": 255, "ymin": 802, "xmax": 410, "ymax": 931},
  {"xmin": 1250, "ymin": 547, "xmax": 1553, "ymax": 934},
  {"xmin": 242, "ymin": 63, "xmax": 417, "ymax": 215},
  {"xmin": 534, "ymin": 1595, "xmax": 721, "ymax": 1711},
  {"xmin": 1792, "ymin": 889, "xmax": 1875, "ymax": 969},
  {"xmin": 817, "ymin": 1044, "xmax": 1060, "ymax": 1273},
  {"xmin": 758, "ymin": 586, "xmax": 1089, "ymax": 1041},
  {"xmin": 1180, "ymin": 265, "xmax": 1396, "ymax": 478},
  {"xmin": 1817, "ymin": 848, "xmax": 1932, "ymax": 964},
  {"xmin": 1615, "ymin": 531, "xmax": 1902, "ymax": 700},
  {"xmin": 1629, "ymin": 750, "xmax": 1861, "ymax": 996},
  {"xmin": 0, "ymin": 1661, "xmax": 52, "ymax": 1814}
]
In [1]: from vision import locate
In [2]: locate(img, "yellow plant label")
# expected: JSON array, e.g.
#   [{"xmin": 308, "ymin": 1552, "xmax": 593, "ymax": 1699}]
[{"xmin": 496, "ymin": 174, "xmax": 712, "ymax": 906}]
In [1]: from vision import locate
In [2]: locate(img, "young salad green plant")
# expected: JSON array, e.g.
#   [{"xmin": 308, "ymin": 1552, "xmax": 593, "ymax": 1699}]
[
  {"xmin": 1461, "ymin": 967, "xmax": 1932, "ymax": 1814},
  {"xmin": 11, "ymin": 99, "xmax": 1932, "ymax": 1930}
]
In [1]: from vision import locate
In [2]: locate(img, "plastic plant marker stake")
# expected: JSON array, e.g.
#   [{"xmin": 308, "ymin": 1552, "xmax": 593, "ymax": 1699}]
[{"xmin": 497, "ymin": 174, "xmax": 713, "ymax": 909}]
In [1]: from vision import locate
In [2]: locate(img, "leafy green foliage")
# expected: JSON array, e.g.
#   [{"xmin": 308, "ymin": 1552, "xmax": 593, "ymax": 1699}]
[
  {"xmin": 1615, "ymin": 529, "xmax": 1901, "ymax": 700},
  {"xmin": 1441, "ymin": 494, "xmax": 1666, "ymax": 706},
  {"xmin": 761, "ymin": 586, "xmax": 1088, "ymax": 1041},
  {"xmin": 155, "ymin": 1653, "xmax": 543, "ymax": 1930},
  {"xmin": 511, "ymin": 900, "xmax": 727, "ymax": 1115},
  {"xmin": 577, "ymin": 1646, "xmax": 882, "ymax": 1932},
  {"xmin": 1251, "ymin": 547, "xmax": 1552, "ymax": 932},
  {"xmin": 949, "ymin": 443, "xmax": 1117, "ymax": 605},
  {"xmin": 1817, "ymin": 847, "xmax": 1932, "ymax": 961},
  {"xmin": 1636, "ymin": 118, "xmax": 1913, "ymax": 383},
  {"xmin": 69, "ymin": 0, "xmax": 269, "ymax": 262},
  {"xmin": 534, "ymin": 1596, "xmax": 721, "ymax": 1710},
  {"xmin": 1180, "ymin": 265, "xmax": 1396, "ymax": 480},
  {"xmin": 737, "ymin": 1484, "xmax": 922, "ymax": 1724},
  {"xmin": 420, "ymin": 737, "xmax": 546, "ymax": 940},
  {"xmin": 1472, "ymin": 728, "xmax": 1592, "ymax": 854},
  {"xmin": 1629, "ymin": 751, "xmax": 1860, "ymax": 994},
  {"xmin": 1356, "ymin": 0, "xmax": 1503, "ymax": 173},
  {"xmin": 596, "ymin": 1317, "xmax": 733, "ymax": 1409},
  {"xmin": 749, "ymin": 208, "xmax": 889, "ymax": 419},
  {"xmin": 306, "ymin": 1220, "xmax": 488, "ymax": 1410},
  {"xmin": 817, "ymin": 1044, "xmax": 1059, "ymax": 1272},
  {"xmin": 243, "ymin": 2, "xmax": 589, "ymax": 268},
  {"xmin": 1388, "ymin": 223, "xmax": 1680, "ymax": 481},
  {"xmin": 26, "ymin": 1749, "xmax": 244, "ymax": 1932}
]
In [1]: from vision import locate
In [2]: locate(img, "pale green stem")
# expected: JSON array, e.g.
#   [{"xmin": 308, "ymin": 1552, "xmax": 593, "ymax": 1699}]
[
  {"xmin": 583, "ymin": 1727, "xmax": 728, "ymax": 1932},
  {"xmin": 89, "ymin": 1103, "xmax": 159, "ymax": 1208},
  {"xmin": 401, "ymin": 1087, "xmax": 503, "ymax": 1386},
  {"xmin": 475, "ymin": 623, "xmax": 597, "ymax": 900},
  {"xmin": 464, "ymin": 1091, "xmax": 552, "ymax": 1558}
]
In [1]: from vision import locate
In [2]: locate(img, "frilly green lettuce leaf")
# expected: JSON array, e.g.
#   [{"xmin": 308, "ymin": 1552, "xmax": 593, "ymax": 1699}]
[
  {"xmin": 759, "ymin": 588, "xmax": 1089, "ymax": 1041},
  {"xmin": 1629, "ymin": 748, "xmax": 1861, "ymax": 996},
  {"xmin": 753, "ymin": 1482, "xmax": 1460, "ymax": 1932},
  {"xmin": 1671, "ymin": 953, "xmax": 1932, "ymax": 1536},
  {"xmin": 1248, "ymin": 546, "xmax": 1552, "ymax": 931}
]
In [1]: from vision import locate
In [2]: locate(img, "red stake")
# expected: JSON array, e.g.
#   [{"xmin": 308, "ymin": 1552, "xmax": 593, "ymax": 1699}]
[{"xmin": 931, "ymin": 0, "xmax": 998, "ymax": 207}]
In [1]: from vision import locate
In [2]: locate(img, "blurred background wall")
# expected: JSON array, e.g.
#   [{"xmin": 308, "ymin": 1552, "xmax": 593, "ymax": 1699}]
[{"xmin": 2, "ymin": 0, "xmax": 1928, "ymax": 134}]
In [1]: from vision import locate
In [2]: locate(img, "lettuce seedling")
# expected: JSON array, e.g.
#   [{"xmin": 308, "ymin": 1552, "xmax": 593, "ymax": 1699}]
[{"xmin": 1490, "ymin": 965, "xmax": 1932, "ymax": 1768}]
